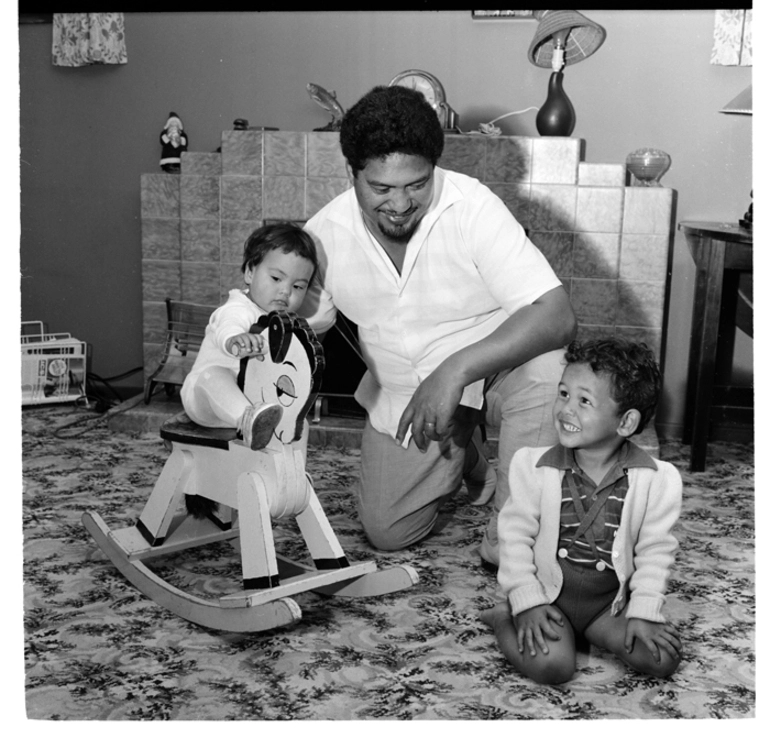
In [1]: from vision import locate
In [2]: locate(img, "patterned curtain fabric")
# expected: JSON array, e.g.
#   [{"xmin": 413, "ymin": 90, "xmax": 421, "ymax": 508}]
[
  {"xmin": 52, "ymin": 13, "xmax": 127, "ymax": 67},
  {"xmin": 711, "ymin": 9, "xmax": 752, "ymax": 66}
]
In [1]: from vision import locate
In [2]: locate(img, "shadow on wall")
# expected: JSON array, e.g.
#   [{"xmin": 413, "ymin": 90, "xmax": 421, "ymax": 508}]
[{"xmin": 437, "ymin": 134, "xmax": 673, "ymax": 365}]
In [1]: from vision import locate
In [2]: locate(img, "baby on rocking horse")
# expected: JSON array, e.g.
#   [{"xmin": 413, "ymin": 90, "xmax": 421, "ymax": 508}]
[{"xmin": 181, "ymin": 222, "xmax": 319, "ymax": 450}]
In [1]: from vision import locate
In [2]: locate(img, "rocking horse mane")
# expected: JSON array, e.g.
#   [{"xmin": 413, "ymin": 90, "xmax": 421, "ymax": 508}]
[
  {"xmin": 236, "ymin": 310, "xmax": 325, "ymax": 442},
  {"xmin": 255, "ymin": 311, "xmax": 324, "ymax": 391}
]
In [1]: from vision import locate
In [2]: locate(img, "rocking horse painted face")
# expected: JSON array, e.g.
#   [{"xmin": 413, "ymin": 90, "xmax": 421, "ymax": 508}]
[{"xmin": 237, "ymin": 311, "xmax": 324, "ymax": 445}]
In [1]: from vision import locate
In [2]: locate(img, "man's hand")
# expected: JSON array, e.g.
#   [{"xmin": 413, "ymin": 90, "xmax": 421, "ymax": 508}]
[
  {"xmin": 514, "ymin": 604, "xmax": 565, "ymax": 657},
  {"xmin": 226, "ymin": 332, "xmax": 266, "ymax": 361},
  {"xmin": 624, "ymin": 618, "xmax": 682, "ymax": 664},
  {"xmin": 395, "ymin": 363, "xmax": 464, "ymax": 450},
  {"xmin": 395, "ymin": 286, "xmax": 576, "ymax": 451}
]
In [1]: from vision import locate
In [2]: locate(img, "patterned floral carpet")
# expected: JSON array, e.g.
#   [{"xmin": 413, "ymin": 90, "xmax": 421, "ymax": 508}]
[{"xmin": 22, "ymin": 405, "xmax": 755, "ymax": 720}]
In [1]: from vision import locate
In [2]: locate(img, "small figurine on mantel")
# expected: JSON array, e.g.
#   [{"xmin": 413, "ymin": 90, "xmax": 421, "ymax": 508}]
[
  {"xmin": 159, "ymin": 112, "xmax": 188, "ymax": 173},
  {"xmin": 307, "ymin": 83, "xmax": 345, "ymax": 132}
]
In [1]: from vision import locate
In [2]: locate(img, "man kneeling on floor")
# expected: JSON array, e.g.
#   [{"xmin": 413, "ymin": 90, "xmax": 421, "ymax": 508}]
[{"xmin": 301, "ymin": 85, "xmax": 576, "ymax": 566}]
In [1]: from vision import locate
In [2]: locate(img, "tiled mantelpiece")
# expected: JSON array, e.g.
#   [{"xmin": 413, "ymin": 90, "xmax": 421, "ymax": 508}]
[{"xmin": 141, "ymin": 131, "xmax": 674, "ymax": 383}]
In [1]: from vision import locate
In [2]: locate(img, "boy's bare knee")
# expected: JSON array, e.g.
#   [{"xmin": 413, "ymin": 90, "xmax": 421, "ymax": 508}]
[
  {"xmin": 516, "ymin": 638, "xmax": 576, "ymax": 685},
  {"xmin": 527, "ymin": 655, "xmax": 575, "ymax": 685},
  {"xmin": 624, "ymin": 647, "xmax": 681, "ymax": 679},
  {"xmin": 645, "ymin": 651, "xmax": 681, "ymax": 679}
]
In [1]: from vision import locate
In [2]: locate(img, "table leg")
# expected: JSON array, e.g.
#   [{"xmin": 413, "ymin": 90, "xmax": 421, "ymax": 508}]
[
  {"xmin": 715, "ymin": 270, "xmax": 741, "ymax": 385},
  {"xmin": 684, "ymin": 235, "xmax": 726, "ymax": 471}
]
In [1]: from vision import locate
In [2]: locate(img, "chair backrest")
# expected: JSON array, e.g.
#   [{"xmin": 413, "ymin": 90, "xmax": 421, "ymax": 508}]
[{"xmin": 166, "ymin": 299, "xmax": 212, "ymax": 355}]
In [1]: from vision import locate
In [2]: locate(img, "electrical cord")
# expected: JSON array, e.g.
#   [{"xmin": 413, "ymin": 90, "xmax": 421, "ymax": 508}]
[
  {"xmin": 79, "ymin": 366, "xmax": 143, "ymax": 410},
  {"xmin": 454, "ymin": 106, "xmax": 540, "ymax": 136},
  {"xmin": 54, "ymin": 392, "xmax": 147, "ymax": 438},
  {"xmin": 53, "ymin": 366, "xmax": 145, "ymax": 438},
  {"xmin": 332, "ymin": 314, "xmax": 365, "ymax": 363}
]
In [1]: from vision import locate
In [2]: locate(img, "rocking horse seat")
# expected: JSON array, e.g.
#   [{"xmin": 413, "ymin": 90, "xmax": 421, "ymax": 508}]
[{"xmin": 160, "ymin": 411, "xmax": 238, "ymax": 450}]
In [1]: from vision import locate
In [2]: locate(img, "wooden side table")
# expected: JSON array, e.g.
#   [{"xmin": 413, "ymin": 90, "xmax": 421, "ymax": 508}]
[{"xmin": 679, "ymin": 221, "xmax": 753, "ymax": 471}]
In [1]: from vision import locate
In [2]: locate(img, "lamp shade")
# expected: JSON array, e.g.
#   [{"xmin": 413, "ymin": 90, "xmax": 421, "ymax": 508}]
[
  {"xmin": 528, "ymin": 10, "xmax": 606, "ymax": 68},
  {"xmin": 720, "ymin": 85, "xmax": 752, "ymax": 115}
]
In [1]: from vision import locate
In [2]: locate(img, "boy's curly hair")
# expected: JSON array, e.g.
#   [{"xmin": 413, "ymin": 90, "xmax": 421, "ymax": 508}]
[
  {"xmin": 564, "ymin": 338, "xmax": 662, "ymax": 434},
  {"xmin": 241, "ymin": 222, "xmax": 319, "ymax": 280},
  {"xmin": 340, "ymin": 85, "xmax": 445, "ymax": 174}
]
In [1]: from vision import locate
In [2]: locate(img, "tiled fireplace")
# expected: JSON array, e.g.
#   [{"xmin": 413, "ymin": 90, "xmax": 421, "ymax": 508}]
[{"xmin": 141, "ymin": 131, "xmax": 675, "ymax": 388}]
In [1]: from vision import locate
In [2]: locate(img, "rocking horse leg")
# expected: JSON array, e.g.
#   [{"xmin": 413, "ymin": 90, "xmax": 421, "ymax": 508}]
[
  {"xmin": 291, "ymin": 477, "xmax": 420, "ymax": 598},
  {"xmin": 236, "ymin": 471, "xmax": 280, "ymax": 590},
  {"xmin": 294, "ymin": 476, "xmax": 350, "ymax": 570},
  {"xmin": 136, "ymin": 448, "xmax": 194, "ymax": 546}
]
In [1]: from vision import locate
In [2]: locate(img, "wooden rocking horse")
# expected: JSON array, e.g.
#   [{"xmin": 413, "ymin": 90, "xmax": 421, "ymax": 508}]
[{"xmin": 82, "ymin": 311, "xmax": 418, "ymax": 633}]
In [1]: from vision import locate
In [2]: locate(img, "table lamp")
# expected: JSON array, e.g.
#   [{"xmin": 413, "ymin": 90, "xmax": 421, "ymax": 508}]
[
  {"xmin": 528, "ymin": 10, "xmax": 606, "ymax": 136},
  {"xmin": 719, "ymin": 84, "xmax": 752, "ymax": 229}
]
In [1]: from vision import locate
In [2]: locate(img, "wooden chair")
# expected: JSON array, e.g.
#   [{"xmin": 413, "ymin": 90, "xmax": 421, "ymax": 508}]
[
  {"xmin": 144, "ymin": 299, "xmax": 214, "ymax": 404},
  {"xmin": 84, "ymin": 311, "xmax": 418, "ymax": 633}
]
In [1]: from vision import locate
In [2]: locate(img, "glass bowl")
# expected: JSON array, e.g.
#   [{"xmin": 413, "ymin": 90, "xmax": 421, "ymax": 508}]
[{"xmin": 626, "ymin": 148, "xmax": 671, "ymax": 186}]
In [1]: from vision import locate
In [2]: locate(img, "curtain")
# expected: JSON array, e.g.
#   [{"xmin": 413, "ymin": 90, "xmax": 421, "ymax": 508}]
[
  {"xmin": 711, "ymin": 9, "xmax": 752, "ymax": 66},
  {"xmin": 52, "ymin": 13, "xmax": 127, "ymax": 67}
]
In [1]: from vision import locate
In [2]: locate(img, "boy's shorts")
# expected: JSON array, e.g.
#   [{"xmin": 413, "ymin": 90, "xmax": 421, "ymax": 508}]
[{"xmin": 553, "ymin": 557, "xmax": 619, "ymax": 634}]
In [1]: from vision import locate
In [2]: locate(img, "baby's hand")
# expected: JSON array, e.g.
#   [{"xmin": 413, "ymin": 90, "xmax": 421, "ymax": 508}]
[
  {"xmin": 625, "ymin": 618, "xmax": 682, "ymax": 663},
  {"xmin": 226, "ymin": 332, "xmax": 266, "ymax": 361}
]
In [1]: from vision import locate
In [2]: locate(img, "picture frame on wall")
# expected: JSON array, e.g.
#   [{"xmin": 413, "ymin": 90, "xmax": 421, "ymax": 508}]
[{"xmin": 471, "ymin": 10, "xmax": 535, "ymax": 20}]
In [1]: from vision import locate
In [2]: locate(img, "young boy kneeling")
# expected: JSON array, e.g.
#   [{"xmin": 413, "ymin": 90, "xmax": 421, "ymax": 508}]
[{"xmin": 481, "ymin": 338, "xmax": 683, "ymax": 684}]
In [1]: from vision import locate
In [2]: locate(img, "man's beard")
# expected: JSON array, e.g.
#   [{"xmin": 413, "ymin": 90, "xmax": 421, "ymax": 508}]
[{"xmin": 377, "ymin": 216, "xmax": 420, "ymax": 243}]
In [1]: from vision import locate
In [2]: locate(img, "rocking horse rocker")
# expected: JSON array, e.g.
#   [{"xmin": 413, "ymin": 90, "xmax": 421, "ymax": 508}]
[{"xmin": 82, "ymin": 311, "xmax": 418, "ymax": 633}]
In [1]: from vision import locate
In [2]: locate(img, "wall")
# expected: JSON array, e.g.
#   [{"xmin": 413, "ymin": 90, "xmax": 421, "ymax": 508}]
[{"xmin": 18, "ymin": 10, "xmax": 753, "ymax": 436}]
